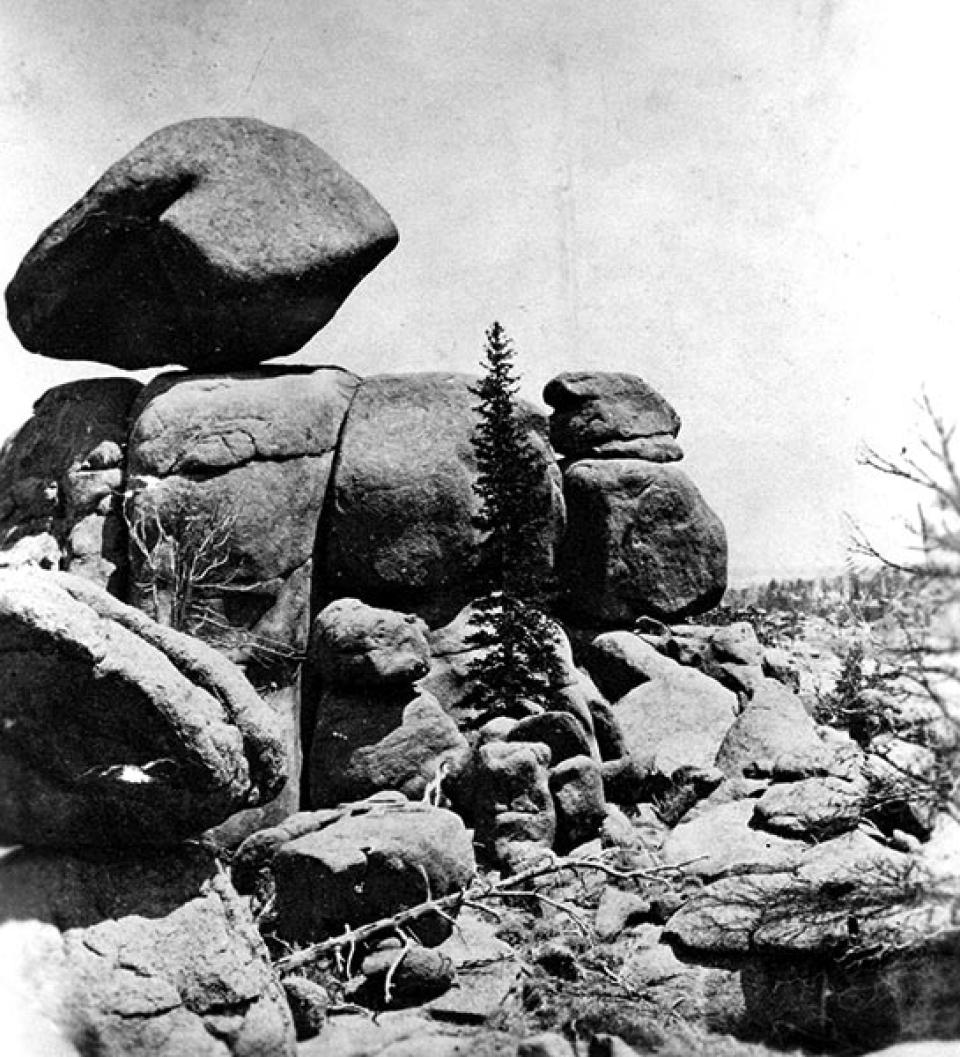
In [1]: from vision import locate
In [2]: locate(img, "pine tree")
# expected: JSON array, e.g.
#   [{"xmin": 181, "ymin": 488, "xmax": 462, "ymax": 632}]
[{"xmin": 467, "ymin": 322, "xmax": 566, "ymax": 714}]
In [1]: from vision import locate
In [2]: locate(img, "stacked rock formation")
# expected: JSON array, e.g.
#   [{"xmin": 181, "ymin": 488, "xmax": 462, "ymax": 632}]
[
  {"xmin": 0, "ymin": 116, "xmax": 402, "ymax": 1057},
  {"xmin": 2, "ymin": 121, "xmax": 726, "ymax": 661},
  {"xmin": 1, "ymin": 118, "xmax": 729, "ymax": 843},
  {"xmin": 7, "ymin": 114, "xmax": 958, "ymax": 1057},
  {"xmin": 545, "ymin": 372, "xmax": 728, "ymax": 624}
]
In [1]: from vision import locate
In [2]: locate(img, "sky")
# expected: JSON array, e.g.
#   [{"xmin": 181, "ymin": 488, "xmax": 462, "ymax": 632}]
[{"xmin": 1, "ymin": 0, "xmax": 959, "ymax": 584}]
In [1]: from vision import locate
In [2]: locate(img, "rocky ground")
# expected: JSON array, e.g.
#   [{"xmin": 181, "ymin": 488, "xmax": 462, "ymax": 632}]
[{"xmin": 2, "ymin": 579, "xmax": 958, "ymax": 1056}]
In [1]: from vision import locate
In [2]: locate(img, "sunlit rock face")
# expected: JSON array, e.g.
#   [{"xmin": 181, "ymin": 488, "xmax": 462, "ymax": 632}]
[{"xmin": 0, "ymin": 570, "xmax": 287, "ymax": 848}]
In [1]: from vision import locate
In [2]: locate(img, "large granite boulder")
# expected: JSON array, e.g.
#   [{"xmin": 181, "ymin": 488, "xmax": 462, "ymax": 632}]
[
  {"xmin": 715, "ymin": 679, "xmax": 827, "ymax": 778},
  {"xmin": 316, "ymin": 373, "xmax": 564, "ymax": 626},
  {"xmin": 664, "ymin": 830, "xmax": 927, "ymax": 955},
  {"xmin": 202, "ymin": 683, "xmax": 303, "ymax": 852},
  {"xmin": 308, "ymin": 688, "xmax": 469, "ymax": 807},
  {"xmin": 753, "ymin": 776, "xmax": 867, "ymax": 839},
  {"xmin": 309, "ymin": 598, "xmax": 431, "ymax": 690},
  {"xmin": 125, "ymin": 366, "xmax": 358, "ymax": 683},
  {"xmin": 660, "ymin": 799, "xmax": 806, "ymax": 880},
  {"xmin": 584, "ymin": 630, "xmax": 677, "ymax": 702},
  {"xmin": 303, "ymin": 599, "xmax": 465, "ymax": 806},
  {"xmin": 557, "ymin": 460, "xmax": 727, "ymax": 625},
  {"xmin": 0, "ymin": 570, "xmax": 286, "ymax": 846},
  {"xmin": 543, "ymin": 372, "xmax": 682, "ymax": 461},
  {"xmin": 0, "ymin": 845, "xmax": 295, "ymax": 1056},
  {"xmin": 613, "ymin": 661, "xmax": 738, "ymax": 781},
  {"xmin": 6, "ymin": 117, "xmax": 397, "ymax": 370},
  {"xmin": 0, "ymin": 378, "xmax": 142, "ymax": 591},
  {"xmin": 269, "ymin": 801, "xmax": 475, "ymax": 945},
  {"xmin": 863, "ymin": 734, "xmax": 943, "ymax": 839}
]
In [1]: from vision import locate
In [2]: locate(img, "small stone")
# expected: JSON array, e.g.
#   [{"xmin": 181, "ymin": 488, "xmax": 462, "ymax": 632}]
[
  {"xmin": 359, "ymin": 943, "xmax": 455, "ymax": 1006},
  {"xmin": 533, "ymin": 941, "xmax": 580, "ymax": 981},
  {"xmin": 589, "ymin": 1035, "xmax": 644, "ymax": 1057},
  {"xmin": 283, "ymin": 976, "xmax": 329, "ymax": 1040},
  {"xmin": 518, "ymin": 1032, "xmax": 577, "ymax": 1057},
  {"xmin": 600, "ymin": 805, "xmax": 644, "ymax": 850},
  {"xmin": 595, "ymin": 886, "xmax": 651, "ymax": 941}
]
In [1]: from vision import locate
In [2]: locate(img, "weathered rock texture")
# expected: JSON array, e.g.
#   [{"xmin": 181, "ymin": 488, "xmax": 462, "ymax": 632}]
[
  {"xmin": 613, "ymin": 655, "xmax": 738, "ymax": 783},
  {"xmin": 0, "ymin": 569, "xmax": 286, "ymax": 846},
  {"xmin": 558, "ymin": 460, "xmax": 727, "ymax": 624},
  {"xmin": 543, "ymin": 371, "xmax": 682, "ymax": 460},
  {"xmin": 316, "ymin": 373, "xmax": 565, "ymax": 626},
  {"xmin": 303, "ymin": 599, "xmax": 468, "ymax": 806},
  {"xmin": 0, "ymin": 845, "xmax": 295, "ymax": 1056},
  {"xmin": 6, "ymin": 117, "xmax": 398, "ymax": 370},
  {"xmin": 309, "ymin": 689, "xmax": 469, "ymax": 807},
  {"xmin": 125, "ymin": 366, "xmax": 358, "ymax": 681},
  {"xmin": 268, "ymin": 800, "xmax": 475, "ymax": 944},
  {"xmin": 309, "ymin": 597, "xmax": 431, "ymax": 689},
  {"xmin": 0, "ymin": 378, "xmax": 142, "ymax": 591},
  {"xmin": 472, "ymin": 740, "xmax": 557, "ymax": 865}
]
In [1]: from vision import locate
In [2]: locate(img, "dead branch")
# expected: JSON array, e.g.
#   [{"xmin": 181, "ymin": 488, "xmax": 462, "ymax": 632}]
[{"xmin": 272, "ymin": 849, "xmax": 685, "ymax": 977}]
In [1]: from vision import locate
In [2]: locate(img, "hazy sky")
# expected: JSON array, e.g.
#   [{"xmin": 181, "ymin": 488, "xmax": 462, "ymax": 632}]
[{"xmin": 2, "ymin": 0, "xmax": 958, "ymax": 582}]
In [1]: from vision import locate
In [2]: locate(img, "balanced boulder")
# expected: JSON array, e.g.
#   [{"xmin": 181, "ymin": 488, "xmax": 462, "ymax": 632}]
[
  {"xmin": 6, "ymin": 117, "xmax": 398, "ymax": 370},
  {"xmin": 543, "ymin": 372, "xmax": 682, "ymax": 460},
  {"xmin": 0, "ymin": 570, "xmax": 286, "ymax": 846}
]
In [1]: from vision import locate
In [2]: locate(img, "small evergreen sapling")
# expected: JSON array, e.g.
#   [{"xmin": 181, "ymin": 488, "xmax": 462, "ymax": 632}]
[{"xmin": 467, "ymin": 322, "xmax": 566, "ymax": 713}]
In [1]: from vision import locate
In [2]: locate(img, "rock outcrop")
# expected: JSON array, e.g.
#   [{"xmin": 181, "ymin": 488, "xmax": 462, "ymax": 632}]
[
  {"xmin": 6, "ymin": 117, "xmax": 398, "ymax": 370},
  {"xmin": 125, "ymin": 365, "xmax": 359, "ymax": 681},
  {"xmin": 0, "ymin": 845, "xmax": 295, "ymax": 1056},
  {"xmin": 316, "ymin": 372, "xmax": 565, "ymax": 626},
  {"xmin": 0, "ymin": 378, "xmax": 142, "ymax": 591},
  {"xmin": 0, "ymin": 569, "xmax": 287, "ymax": 846}
]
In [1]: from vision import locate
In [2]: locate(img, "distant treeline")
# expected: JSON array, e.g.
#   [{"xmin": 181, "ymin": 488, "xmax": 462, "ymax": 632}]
[{"xmin": 723, "ymin": 566, "xmax": 918, "ymax": 624}]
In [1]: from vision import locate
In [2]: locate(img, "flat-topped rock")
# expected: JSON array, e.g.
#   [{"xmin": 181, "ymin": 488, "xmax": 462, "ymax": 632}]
[{"xmin": 6, "ymin": 117, "xmax": 397, "ymax": 370}]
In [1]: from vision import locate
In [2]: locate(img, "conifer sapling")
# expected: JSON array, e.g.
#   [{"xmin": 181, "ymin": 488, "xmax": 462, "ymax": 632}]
[{"xmin": 468, "ymin": 322, "xmax": 566, "ymax": 714}]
